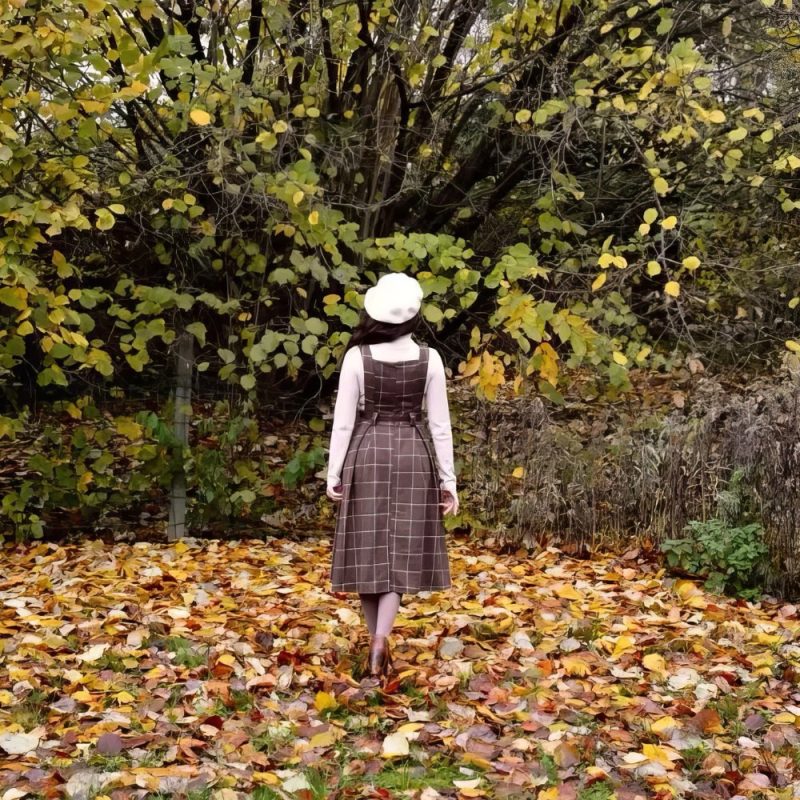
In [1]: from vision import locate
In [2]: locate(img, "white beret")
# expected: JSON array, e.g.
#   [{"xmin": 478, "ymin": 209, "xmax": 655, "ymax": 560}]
[{"xmin": 363, "ymin": 272, "xmax": 424, "ymax": 324}]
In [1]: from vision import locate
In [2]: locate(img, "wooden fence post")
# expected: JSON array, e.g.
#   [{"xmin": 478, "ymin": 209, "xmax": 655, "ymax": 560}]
[{"xmin": 167, "ymin": 329, "xmax": 194, "ymax": 542}]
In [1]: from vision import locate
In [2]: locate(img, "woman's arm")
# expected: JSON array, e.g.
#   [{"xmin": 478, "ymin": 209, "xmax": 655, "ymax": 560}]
[
  {"xmin": 326, "ymin": 347, "xmax": 362, "ymax": 491},
  {"xmin": 424, "ymin": 348, "xmax": 458, "ymax": 501}
]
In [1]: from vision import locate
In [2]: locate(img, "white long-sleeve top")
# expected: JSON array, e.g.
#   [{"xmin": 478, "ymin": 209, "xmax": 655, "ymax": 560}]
[{"xmin": 326, "ymin": 335, "xmax": 457, "ymax": 497}]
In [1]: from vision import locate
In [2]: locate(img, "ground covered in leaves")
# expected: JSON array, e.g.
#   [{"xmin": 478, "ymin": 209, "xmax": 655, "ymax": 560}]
[{"xmin": 2, "ymin": 536, "xmax": 800, "ymax": 800}]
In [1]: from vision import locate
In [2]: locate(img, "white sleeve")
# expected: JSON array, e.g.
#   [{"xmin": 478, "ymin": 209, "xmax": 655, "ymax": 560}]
[
  {"xmin": 424, "ymin": 348, "xmax": 457, "ymax": 496},
  {"xmin": 326, "ymin": 347, "xmax": 362, "ymax": 490}
]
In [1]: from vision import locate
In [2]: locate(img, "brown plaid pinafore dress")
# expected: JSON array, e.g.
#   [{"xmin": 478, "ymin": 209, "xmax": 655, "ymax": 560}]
[{"xmin": 329, "ymin": 343, "xmax": 451, "ymax": 594}]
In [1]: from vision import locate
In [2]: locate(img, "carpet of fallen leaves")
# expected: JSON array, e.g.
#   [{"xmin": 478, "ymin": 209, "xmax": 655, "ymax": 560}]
[{"xmin": 3, "ymin": 536, "xmax": 800, "ymax": 800}]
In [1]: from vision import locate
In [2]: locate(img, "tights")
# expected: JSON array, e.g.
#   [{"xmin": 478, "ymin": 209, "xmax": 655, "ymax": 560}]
[{"xmin": 359, "ymin": 591, "xmax": 402, "ymax": 636}]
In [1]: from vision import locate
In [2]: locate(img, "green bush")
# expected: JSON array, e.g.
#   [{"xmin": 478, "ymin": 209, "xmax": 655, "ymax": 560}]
[{"xmin": 660, "ymin": 518, "xmax": 768, "ymax": 600}]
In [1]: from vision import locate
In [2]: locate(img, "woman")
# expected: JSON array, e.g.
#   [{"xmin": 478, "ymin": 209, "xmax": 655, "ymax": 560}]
[{"xmin": 326, "ymin": 271, "xmax": 459, "ymax": 680}]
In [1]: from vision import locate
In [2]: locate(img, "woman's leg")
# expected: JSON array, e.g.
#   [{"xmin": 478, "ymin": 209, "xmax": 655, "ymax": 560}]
[
  {"xmin": 359, "ymin": 592, "xmax": 380, "ymax": 635},
  {"xmin": 375, "ymin": 591, "xmax": 402, "ymax": 636}
]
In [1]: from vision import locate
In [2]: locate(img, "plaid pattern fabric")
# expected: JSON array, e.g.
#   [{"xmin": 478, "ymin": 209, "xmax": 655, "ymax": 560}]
[{"xmin": 329, "ymin": 343, "xmax": 452, "ymax": 594}]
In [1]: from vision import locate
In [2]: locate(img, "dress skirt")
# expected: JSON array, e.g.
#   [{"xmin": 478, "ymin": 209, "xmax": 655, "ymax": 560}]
[{"xmin": 329, "ymin": 409, "xmax": 452, "ymax": 594}]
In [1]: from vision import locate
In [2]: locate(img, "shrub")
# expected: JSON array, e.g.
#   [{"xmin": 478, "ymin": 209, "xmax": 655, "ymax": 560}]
[{"xmin": 660, "ymin": 518, "xmax": 768, "ymax": 600}]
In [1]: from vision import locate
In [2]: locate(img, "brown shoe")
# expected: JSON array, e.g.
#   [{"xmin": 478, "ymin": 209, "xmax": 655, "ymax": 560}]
[
  {"xmin": 383, "ymin": 641, "xmax": 393, "ymax": 677},
  {"xmin": 368, "ymin": 635, "xmax": 388, "ymax": 677}
]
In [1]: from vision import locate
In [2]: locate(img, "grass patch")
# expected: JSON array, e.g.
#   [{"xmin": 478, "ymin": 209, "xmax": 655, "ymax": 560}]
[
  {"xmin": 9, "ymin": 689, "xmax": 51, "ymax": 728},
  {"xmin": 681, "ymin": 743, "xmax": 710, "ymax": 778},
  {"xmin": 95, "ymin": 650, "xmax": 129, "ymax": 672},
  {"xmin": 86, "ymin": 753, "xmax": 129, "ymax": 772},
  {"xmin": 577, "ymin": 780, "xmax": 616, "ymax": 800},
  {"xmin": 159, "ymin": 636, "xmax": 208, "ymax": 668},
  {"xmin": 230, "ymin": 688, "xmax": 254, "ymax": 712},
  {"xmin": 538, "ymin": 748, "xmax": 559, "ymax": 786},
  {"xmin": 252, "ymin": 724, "xmax": 295, "ymax": 755},
  {"xmin": 252, "ymin": 789, "xmax": 282, "ymax": 800}
]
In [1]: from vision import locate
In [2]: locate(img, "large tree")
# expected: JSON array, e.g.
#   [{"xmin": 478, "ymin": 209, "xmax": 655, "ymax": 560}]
[{"xmin": 1, "ymin": 0, "xmax": 798, "ymax": 407}]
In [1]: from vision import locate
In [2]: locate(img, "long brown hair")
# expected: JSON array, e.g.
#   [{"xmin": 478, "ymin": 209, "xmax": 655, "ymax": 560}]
[{"xmin": 344, "ymin": 310, "xmax": 422, "ymax": 352}]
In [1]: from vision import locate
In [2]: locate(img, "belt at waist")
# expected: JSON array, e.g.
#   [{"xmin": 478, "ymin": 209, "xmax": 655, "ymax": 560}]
[{"xmin": 357, "ymin": 410, "xmax": 423, "ymax": 423}]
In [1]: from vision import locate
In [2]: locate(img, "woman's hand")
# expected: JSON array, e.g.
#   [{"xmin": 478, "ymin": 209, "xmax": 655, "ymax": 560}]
[
  {"xmin": 327, "ymin": 483, "xmax": 343, "ymax": 502},
  {"xmin": 440, "ymin": 488, "xmax": 459, "ymax": 516}
]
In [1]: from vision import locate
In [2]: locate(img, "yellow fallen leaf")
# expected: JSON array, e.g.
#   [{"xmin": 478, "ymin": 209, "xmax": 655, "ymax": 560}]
[
  {"xmin": 309, "ymin": 730, "xmax": 336, "ymax": 748},
  {"xmin": 643, "ymin": 652, "xmax": 666, "ymax": 674},
  {"xmin": 674, "ymin": 579, "xmax": 702, "ymax": 599},
  {"xmin": 461, "ymin": 752, "xmax": 493, "ymax": 770},
  {"xmin": 396, "ymin": 722, "xmax": 425, "ymax": 734},
  {"xmin": 512, "ymin": 466, "xmax": 524, "ymax": 478},
  {"xmin": 642, "ymin": 743, "xmax": 681, "ymax": 767},
  {"xmin": 77, "ymin": 643, "xmax": 109, "ymax": 662},
  {"xmin": 555, "ymin": 584, "xmax": 581, "ymax": 600},
  {"xmin": 314, "ymin": 691, "xmax": 337, "ymax": 712},
  {"xmin": 785, "ymin": 340, "xmax": 800, "ymax": 354},
  {"xmin": 561, "ymin": 654, "xmax": 590, "ymax": 676},
  {"xmin": 622, "ymin": 751, "xmax": 649, "ymax": 764},
  {"xmin": 252, "ymin": 772, "xmax": 280, "ymax": 785},
  {"xmin": 650, "ymin": 716, "xmax": 678, "ymax": 736},
  {"xmin": 381, "ymin": 732, "xmax": 410, "ymax": 758},
  {"xmin": 609, "ymin": 634, "xmax": 636, "ymax": 660}
]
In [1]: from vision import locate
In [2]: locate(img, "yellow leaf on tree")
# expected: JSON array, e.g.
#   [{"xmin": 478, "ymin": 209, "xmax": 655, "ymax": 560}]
[
  {"xmin": 598, "ymin": 252, "xmax": 615, "ymax": 268},
  {"xmin": 643, "ymin": 207, "xmax": 658, "ymax": 224},
  {"xmin": 308, "ymin": 210, "xmax": 319, "ymax": 225},
  {"xmin": 647, "ymin": 260, "xmax": 662, "ymax": 276},
  {"xmin": 785, "ymin": 340, "xmax": 800, "ymax": 354},
  {"xmin": 789, "ymin": 297, "xmax": 800, "ymax": 309},
  {"xmin": 515, "ymin": 109, "xmax": 532, "ymax": 124},
  {"xmin": 661, "ymin": 215, "xmax": 677, "ymax": 230},
  {"xmin": 273, "ymin": 120, "xmax": 288, "ymax": 133},
  {"xmin": 189, "ymin": 108, "xmax": 211, "ymax": 125},
  {"xmin": 682, "ymin": 256, "xmax": 701, "ymax": 270},
  {"xmin": 638, "ymin": 223, "xmax": 650, "ymax": 236},
  {"xmin": 592, "ymin": 272, "xmax": 607, "ymax": 291},
  {"xmin": 653, "ymin": 176, "xmax": 669, "ymax": 194},
  {"xmin": 707, "ymin": 109, "xmax": 726, "ymax": 124},
  {"xmin": 664, "ymin": 281, "xmax": 680, "ymax": 297},
  {"xmin": 292, "ymin": 190, "xmax": 304, "ymax": 205},
  {"xmin": 612, "ymin": 351, "xmax": 628, "ymax": 365}
]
